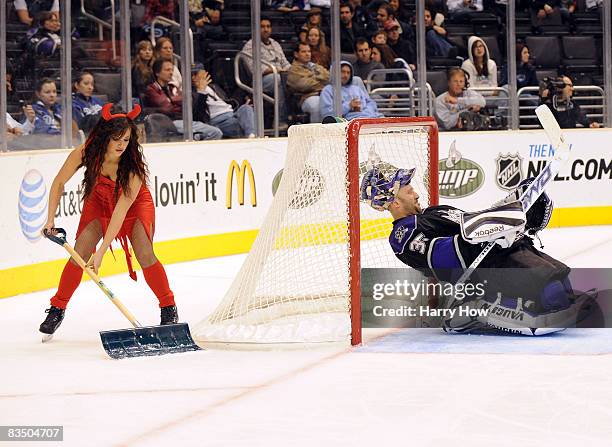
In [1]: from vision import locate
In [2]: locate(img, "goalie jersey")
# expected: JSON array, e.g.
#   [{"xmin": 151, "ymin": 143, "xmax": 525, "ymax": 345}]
[{"xmin": 389, "ymin": 205, "xmax": 569, "ymax": 286}]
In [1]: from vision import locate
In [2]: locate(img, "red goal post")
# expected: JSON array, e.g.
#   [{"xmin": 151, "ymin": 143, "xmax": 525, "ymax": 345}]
[{"xmin": 347, "ymin": 117, "xmax": 439, "ymax": 345}]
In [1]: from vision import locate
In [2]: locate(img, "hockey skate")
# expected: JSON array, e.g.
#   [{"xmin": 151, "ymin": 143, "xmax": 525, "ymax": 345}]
[
  {"xmin": 39, "ymin": 306, "xmax": 65, "ymax": 342},
  {"xmin": 160, "ymin": 305, "xmax": 178, "ymax": 325}
]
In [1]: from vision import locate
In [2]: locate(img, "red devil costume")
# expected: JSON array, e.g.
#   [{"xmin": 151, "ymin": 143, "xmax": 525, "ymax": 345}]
[{"xmin": 49, "ymin": 104, "xmax": 175, "ymax": 311}]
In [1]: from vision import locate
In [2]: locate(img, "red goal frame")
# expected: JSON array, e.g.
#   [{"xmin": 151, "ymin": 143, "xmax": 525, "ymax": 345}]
[{"xmin": 346, "ymin": 117, "xmax": 439, "ymax": 345}]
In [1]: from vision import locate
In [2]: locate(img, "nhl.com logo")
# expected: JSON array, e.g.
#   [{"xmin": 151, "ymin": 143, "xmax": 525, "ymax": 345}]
[{"xmin": 18, "ymin": 169, "xmax": 49, "ymax": 243}]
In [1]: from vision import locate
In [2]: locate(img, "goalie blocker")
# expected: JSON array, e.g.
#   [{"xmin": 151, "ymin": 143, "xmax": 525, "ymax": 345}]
[{"xmin": 361, "ymin": 168, "xmax": 595, "ymax": 335}]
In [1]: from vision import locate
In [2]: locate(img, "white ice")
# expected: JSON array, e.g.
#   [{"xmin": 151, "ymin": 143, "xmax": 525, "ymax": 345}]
[{"xmin": 1, "ymin": 226, "xmax": 612, "ymax": 447}]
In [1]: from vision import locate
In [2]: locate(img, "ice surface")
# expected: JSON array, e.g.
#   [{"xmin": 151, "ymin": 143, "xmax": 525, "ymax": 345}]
[{"xmin": 1, "ymin": 226, "xmax": 611, "ymax": 446}]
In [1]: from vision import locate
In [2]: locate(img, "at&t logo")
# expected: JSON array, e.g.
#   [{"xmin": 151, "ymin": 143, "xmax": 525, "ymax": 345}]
[{"xmin": 18, "ymin": 170, "xmax": 48, "ymax": 242}]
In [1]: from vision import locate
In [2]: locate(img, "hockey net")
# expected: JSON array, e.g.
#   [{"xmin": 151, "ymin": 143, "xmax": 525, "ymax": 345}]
[{"xmin": 195, "ymin": 118, "xmax": 438, "ymax": 347}]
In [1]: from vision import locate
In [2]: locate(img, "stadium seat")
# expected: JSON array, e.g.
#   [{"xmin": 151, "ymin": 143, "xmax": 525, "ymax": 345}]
[
  {"xmin": 561, "ymin": 35, "xmax": 599, "ymax": 72},
  {"xmin": 525, "ymin": 36, "xmax": 562, "ymax": 68},
  {"xmin": 427, "ymin": 71, "xmax": 448, "ymax": 97},
  {"xmin": 94, "ymin": 72, "xmax": 121, "ymax": 103}
]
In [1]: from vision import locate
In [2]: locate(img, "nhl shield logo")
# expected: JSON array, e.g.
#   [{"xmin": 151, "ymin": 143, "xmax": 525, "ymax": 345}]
[{"xmin": 496, "ymin": 153, "xmax": 523, "ymax": 190}]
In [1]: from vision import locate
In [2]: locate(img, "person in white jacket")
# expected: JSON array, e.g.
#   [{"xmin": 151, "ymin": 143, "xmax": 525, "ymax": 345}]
[{"xmin": 461, "ymin": 36, "xmax": 497, "ymax": 89}]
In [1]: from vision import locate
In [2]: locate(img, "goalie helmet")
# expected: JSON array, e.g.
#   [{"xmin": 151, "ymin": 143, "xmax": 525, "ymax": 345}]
[{"xmin": 360, "ymin": 167, "xmax": 415, "ymax": 211}]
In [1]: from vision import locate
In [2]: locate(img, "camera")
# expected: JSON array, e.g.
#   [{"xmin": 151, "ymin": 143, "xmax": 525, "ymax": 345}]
[
  {"xmin": 459, "ymin": 110, "xmax": 490, "ymax": 131},
  {"xmin": 540, "ymin": 76, "xmax": 566, "ymax": 99}
]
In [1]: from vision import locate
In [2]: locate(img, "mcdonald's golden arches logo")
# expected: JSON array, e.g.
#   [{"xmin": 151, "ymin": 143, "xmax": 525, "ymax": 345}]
[{"xmin": 226, "ymin": 160, "xmax": 257, "ymax": 209}]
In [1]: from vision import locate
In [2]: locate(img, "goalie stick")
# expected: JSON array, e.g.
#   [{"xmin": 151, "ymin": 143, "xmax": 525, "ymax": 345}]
[{"xmin": 455, "ymin": 104, "xmax": 571, "ymax": 285}]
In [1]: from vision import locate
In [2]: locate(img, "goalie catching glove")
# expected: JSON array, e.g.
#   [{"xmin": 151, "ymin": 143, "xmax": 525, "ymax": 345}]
[{"xmin": 493, "ymin": 177, "xmax": 554, "ymax": 235}]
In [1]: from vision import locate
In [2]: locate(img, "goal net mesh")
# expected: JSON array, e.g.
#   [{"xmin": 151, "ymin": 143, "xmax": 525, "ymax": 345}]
[{"xmin": 195, "ymin": 119, "xmax": 435, "ymax": 346}]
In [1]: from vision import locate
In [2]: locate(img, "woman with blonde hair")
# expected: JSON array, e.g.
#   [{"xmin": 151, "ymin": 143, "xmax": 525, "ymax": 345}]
[{"xmin": 307, "ymin": 27, "xmax": 330, "ymax": 69}]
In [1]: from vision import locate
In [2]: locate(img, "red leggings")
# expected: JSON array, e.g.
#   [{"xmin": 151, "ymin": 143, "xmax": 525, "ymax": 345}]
[{"xmin": 50, "ymin": 260, "xmax": 175, "ymax": 309}]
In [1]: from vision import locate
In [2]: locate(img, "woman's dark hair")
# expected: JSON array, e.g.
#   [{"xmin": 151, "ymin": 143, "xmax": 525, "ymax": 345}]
[
  {"xmin": 37, "ymin": 11, "xmax": 58, "ymax": 28},
  {"xmin": 516, "ymin": 42, "xmax": 531, "ymax": 65},
  {"xmin": 80, "ymin": 111, "xmax": 148, "ymax": 200},
  {"xmin": 152, "ymin": 58, "xmax": 173, "ymax": 77},
  {"xmin": 471, "ymin": 39, "xmax": 489, "ymax": 77},
  {"xmin": 372, "ymin": 43, "xmax": 397, "ymax": 68},
  {"xmin": 35, "ymin": 77, "xmax": 56, "ymax": 93},
  {"xmin": 73, "ymin": 70, "xmax": 95, "ymax": 92}
]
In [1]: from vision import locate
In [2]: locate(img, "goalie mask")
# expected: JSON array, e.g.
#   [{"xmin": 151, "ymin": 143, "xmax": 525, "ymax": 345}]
[{"xmin": 360, "ymin": 167, "xmax": 415, "ymax": 211}]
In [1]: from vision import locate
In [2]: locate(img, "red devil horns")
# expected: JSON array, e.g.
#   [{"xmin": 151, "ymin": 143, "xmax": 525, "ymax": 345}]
[{"xmin": 101, "ymin": 103, "xmax": 142, "ymax": 121}]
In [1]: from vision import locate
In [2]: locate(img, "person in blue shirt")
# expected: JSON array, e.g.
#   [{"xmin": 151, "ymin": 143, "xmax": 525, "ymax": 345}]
[
  {"xmin": 319, "ymin": 60, "xmax": 383, "ymax": 121},
  {"xmin": 33, "ymin": 78, "xmax": 62, "ymax": 135},
  {"xmin": 72, "ymin": 71, "xmax": 104, "ymax": 133}
]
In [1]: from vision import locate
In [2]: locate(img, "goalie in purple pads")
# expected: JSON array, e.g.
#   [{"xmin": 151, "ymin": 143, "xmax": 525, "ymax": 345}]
[{"xmin": 361, "ymin": 166, "xmax": 594, "ymax": 335}]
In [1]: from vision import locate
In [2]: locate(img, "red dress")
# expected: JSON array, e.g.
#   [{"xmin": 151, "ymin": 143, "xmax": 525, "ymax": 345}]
[{"xmin": 76, "ymin": 175, "xmax": 155, "ymax": 280}]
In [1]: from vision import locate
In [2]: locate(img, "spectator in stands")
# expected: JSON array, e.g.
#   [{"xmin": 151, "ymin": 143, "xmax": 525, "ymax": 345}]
[
  {"xmin": 72, "ymin": 71, "xmax": 104, "ymax": 134},
  {"xmin": 372, "ymin": 43, "xmax": 397, "ymax": 68},
  {"xmin": 586, "ymin": 0, "xmax": 603, "ymax": 10},
  {"xmin": 389, "ymin": 0, "xmax": 412, "ymax": 23},
  {"xmin": 526, "ymin": 0, "xmax": 563, "ymax": 30},
  {"xmin": 385, "ymin": 19, "xmax": 416, "ymax": 70},
  {"xmin": 298, "ymin": 29, "xmax": 308, "ymax": 45},
  {"xmin": 154, "ymin": 37, "xmax": 182, "ymax": 90},
  {"xmin": 6, "ymin": 104, "xmax": 36, "ymax": 138},
  {"xmin": 353, "ymin": 38, "xmax": 385, "ymax": 83},
  {"xmin": 145, "ymin": 59, "xmax": 222, "ymax": 140},
  {"xmin": 301, "ymin": 8, "xmax": 325, "ymax": 33},
  {"xmin": 371, "ymin": 30, "xmax": 387, "ymax": 45},
  {"xmin": 461, "ymin": 36, "xmax": 497, "ymax": 89},
  {"xmin": 559, "ymin": 1, "xmax": 577, "ymax": 28},
  {"xmin": 33, "ymin": 78, "xmax": 62, "ymax": 135},
  {"xmin": 191, "ymin": 65, "xmax": 255, "ymax": 138},
  {"xmin": 320, "ymin": 61, "xmax": 383, "ymax": 120},
  {"xmin": 271, "ymin": 0, "xmax": 304, "ymax": 12},
  {"xmin": 340, "ymin": 3, "xmax": 366, "ymax": 55},
  {"xmin": 308, "ymin": 27, "xmax": 331, "ymax": 69},
  {"xmin": 375, "ymin": 3, "xmax": 394, "ymax": 30},
  {"xmin": 132, "ymin": 40, "xmax": 155, "ymax": 99},
  {"xmin": 144, "ymin": 0, "xmax": 176, "ymax": 22},
  {"xmin": 190, "ymin": 2, "xmax": 224, "ymax": 40},
  {"xmin": 424, "ymin": 8, "xmax": 457, "ymax": 59},
  {"xmin": 287, "ymin": 42, "xmax": 330, "ymax": 124},
  {"xmin": 435, "ymin": 67, "xmax": 486, "ymax": 131},
  {"xmin": 26, "ymin": 11, "xmax": 61, "ymax": 57},
  {"xmin": 540, "ymin": 75, "xmax": 601, "ymax": 129},
  {"xmin": 241, "ymin": 18, "xmax": 290, "ymax": 124},
  {"xmin": 13, "ymin": 0, "xmax": 58, "ymax": 27},
  {"xmin": 447, "ymin": 0, "xmax": 483, "ymax": 21},
  {"xmin": 348, "ymin": 0, "xmax": 377, "ymax": 36},
  {"xmin": 500, "ymin": 43, "xmax": 538, "ymax": 89}
]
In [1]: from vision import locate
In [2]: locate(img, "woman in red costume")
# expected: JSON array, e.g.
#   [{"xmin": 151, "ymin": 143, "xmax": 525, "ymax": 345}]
[{"xmin": 40, "ymin": 103, "xmax": 178, "ymax": 336}]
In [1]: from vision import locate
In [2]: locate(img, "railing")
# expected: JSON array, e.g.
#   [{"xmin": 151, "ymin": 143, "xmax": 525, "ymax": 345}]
[
  {"xmin": 365, "ymin": 68, "xmax": 415, "ymax": 91},
  {"xmin": 80, "ymin": 0, "xmax": 116, "ymax": 60},
  {"xmin": 517, "ymin": 86, "xmax": 605, "ymax": 129},
  {"xmin": 234, "ymin": 51, "xmax": 280, "ymax": 137},
  {"xmin": 368, "ymin": 83, "xmax": 434, "ymax": 117},
  {"xmin": 150, "ymin": 16, "xmax": 194, "ymax": 66}
]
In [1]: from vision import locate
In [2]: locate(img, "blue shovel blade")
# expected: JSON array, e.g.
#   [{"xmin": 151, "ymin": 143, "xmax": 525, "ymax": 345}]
[{"xmin": 99, "ymin": 323, "xmax": 202, "ymax": 359}]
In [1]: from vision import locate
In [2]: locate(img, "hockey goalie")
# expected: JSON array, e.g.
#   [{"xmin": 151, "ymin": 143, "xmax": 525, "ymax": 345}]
[{"xmin": 361, "ymin": 166, "xmax": 597, "ymax": 335}]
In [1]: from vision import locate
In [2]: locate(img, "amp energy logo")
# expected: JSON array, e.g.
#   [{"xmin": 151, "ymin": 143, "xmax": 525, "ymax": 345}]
[
  {"xmin": 18, "ymin": 169, "xmax": 48, "ymax": 242},
  {"xmin": 438, "ymin": 140, "xmax": 485, "ymax": 198}
]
